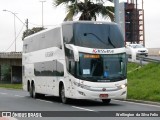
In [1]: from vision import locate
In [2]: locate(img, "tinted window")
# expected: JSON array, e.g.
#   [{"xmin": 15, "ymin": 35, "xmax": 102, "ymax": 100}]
[
  {"xmin": 62, "ymin": 24, "xmax": 73, "ymax": 44},
  {"xmin": 65, "ymin": 47, "xmax": 75, "ymax": 75},
  {"xmin": 73, "ymin": 23, "xmax": 124, "ymax": 49},
  {"xmin": 62, "ymin": 22, "xmax": 124, "ymax": 49},
  {"xmin": 77, "ymin": 53, "xmax": 127, "ymax": 82},
  {"xmin": 34, "ymin": 61, "xmax": 64, "ymax": 76},
  {"xmin": 57, "ymin": 61, "xmax": 65, "ymax": 76},
  {"xmin": 23, "ymin": 27, "xmax": 62, "ymax": 53}
]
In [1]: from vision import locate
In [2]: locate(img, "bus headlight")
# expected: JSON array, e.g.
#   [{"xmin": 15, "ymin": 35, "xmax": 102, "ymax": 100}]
[
  {"xmin": 121, "ymin": 84, "xmax": 126, "ymax": 89},
  {"xmin": 116, "ymin": 84, "xmax": 127, "ymax": 89},
  {"xmin": 73, "ymin": 82, "xmax": 91, "ymax": 90}
]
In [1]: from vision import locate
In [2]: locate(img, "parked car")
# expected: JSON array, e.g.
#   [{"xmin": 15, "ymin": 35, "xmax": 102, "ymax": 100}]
[{"xmin": 126, "ymin": 44, "xmax": 148, "ymax": 57}]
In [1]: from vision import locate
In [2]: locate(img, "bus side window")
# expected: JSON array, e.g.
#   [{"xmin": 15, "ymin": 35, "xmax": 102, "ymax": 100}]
[
  {"xmin": 56, "ymin": 61, "xmax": 64, "ymax": 76},
  {"xmin": 69, "ymin": 61, "xmax": 75, "ymax": 75},
  {"xmin": 65, "ymin": 47, "xmax": 76, "ymax": 75}
]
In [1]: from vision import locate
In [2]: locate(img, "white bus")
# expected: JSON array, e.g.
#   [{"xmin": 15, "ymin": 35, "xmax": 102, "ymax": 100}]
[{"xmin": 23, "ymin": 21, "xmax": 127, "ymax": 104}]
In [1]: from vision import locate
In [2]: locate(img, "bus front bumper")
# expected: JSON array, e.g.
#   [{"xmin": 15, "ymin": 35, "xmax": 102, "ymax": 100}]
[{"xmin": 70, "ymin": 84, "xmax": 127, "ymax": 100}]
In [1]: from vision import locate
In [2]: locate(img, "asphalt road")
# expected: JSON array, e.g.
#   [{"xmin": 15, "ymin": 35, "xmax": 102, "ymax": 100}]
[{"xmin": 0, "ymin": 88, "xmax": 160, "ymax": 120}]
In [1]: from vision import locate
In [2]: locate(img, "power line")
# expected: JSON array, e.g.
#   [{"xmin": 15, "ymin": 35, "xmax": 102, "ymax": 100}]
[
  {"xmin": 28, "ymin": 22, "xmax": 42, "ymax": 27},
  {"xmin": 28, "ymin": 22, "xmax": 57, "ymax": 27},
  {"xmin": 3, "ymin": 24, "xmax": 25, "ymax": 52}
]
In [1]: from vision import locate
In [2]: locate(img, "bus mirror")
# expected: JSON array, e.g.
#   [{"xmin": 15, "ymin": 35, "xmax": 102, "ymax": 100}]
[{"xmin": 65, "ymin": 44, "xmax": 79, "ymax": 62}]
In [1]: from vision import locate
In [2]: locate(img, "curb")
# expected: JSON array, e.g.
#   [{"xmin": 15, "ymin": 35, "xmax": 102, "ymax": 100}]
[{"xmin": 120, "ymin": 99, "xmax": 160, "ymax": 106}]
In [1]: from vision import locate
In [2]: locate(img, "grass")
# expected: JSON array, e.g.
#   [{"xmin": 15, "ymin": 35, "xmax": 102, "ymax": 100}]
[
  {"xmin": 0, "ymin": 84, "xmax": 22, "ymax": 89},
  {"xmin": 127, "ymin": 62, "xmax": 160, "ymax": 102}
]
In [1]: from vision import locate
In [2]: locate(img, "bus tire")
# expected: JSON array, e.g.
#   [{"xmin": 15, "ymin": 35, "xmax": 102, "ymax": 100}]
[
  {"xmin": 30, "ymin": 83, "xmax": 38, "ymax": 98},
  {"xmin": 29, "ymin": 84, "xmax": 33, "ymax": 98},
  {"xmin": 102, "ymin": 99, "xmax": 111, "ymax": 104},
  {"xmin": 60, "ymin": 85, "xmax": 68, "ymax": 104}
]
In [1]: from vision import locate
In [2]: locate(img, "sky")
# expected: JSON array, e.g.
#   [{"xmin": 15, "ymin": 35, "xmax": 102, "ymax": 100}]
[{"xmin": 0, "ymin": 0, "xmax": 160, "ymax": 52}]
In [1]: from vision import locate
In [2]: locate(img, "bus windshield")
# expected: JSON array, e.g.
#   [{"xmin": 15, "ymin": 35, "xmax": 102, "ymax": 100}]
[
  {"xmin": 62, "ymin": 22, "xmax": 124, "ymax": 49},
  {"xmin": 73, "ymin": 23, "xmax": 124, "ymax": 49},
  {"xmin": 77, "ymin": 53, "xmax": 127, "ymax": 82}
]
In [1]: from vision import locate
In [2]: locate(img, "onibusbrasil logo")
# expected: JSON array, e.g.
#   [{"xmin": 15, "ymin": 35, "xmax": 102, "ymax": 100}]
[{"xmin": 92, "ymin": 49, "xmax": 114, "ymax": 54}]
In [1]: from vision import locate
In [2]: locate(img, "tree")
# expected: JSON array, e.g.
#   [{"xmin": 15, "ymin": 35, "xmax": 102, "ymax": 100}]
[
  {"xmin": 22, "ymin": 27, "xmax": 45, "ymax": 40},
  {"xmin": 53, "ymin": 0, "xmax": 114, "ymax": 21}
]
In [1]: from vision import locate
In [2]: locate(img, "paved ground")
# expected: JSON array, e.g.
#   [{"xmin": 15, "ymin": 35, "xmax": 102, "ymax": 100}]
[{"xmin": 0, "ymin": 88, "xmax": 160, "ymax": 120}]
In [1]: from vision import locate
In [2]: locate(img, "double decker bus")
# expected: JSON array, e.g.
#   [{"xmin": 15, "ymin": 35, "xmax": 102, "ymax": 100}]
[{"xmin": 23, "ymin": 21, "xmax": 127, "ymax": 104}]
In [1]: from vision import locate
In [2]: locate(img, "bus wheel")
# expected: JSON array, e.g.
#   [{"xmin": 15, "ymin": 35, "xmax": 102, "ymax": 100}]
[
  {"xmin": 102, "ymin": 99, "xmax": 111, "ymax": 104},
  {"xmin": 30, "ymin": 84, "xmax": 37, "ymax": 98},
  {"xmin": 29, "ymin": 85, "xmax": 34, "ymax": 98},
  {"xmin": 60, "ymin": 85, "xmax": 68, "ymax": 104}
]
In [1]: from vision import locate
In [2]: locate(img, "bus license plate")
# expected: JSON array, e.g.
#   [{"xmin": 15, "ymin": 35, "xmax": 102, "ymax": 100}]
[{"xmin": 99, "ymin": 94, "xmax": 108, "ymax": 99}]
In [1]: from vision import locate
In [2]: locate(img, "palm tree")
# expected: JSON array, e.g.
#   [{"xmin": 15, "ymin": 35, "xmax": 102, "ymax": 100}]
[{"xmin": 53, "ymin": 0, "xmax": 114, "ymax": 21}]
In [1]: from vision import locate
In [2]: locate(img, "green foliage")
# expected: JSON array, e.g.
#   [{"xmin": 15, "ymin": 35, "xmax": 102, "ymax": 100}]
[
  {"xmin": 127, "ymin": 62, "xmax": 140, "ymax": 73},
  {"xmin": 53, "ymin": 0, "xmax": 114, "ymax": 21},
  {"xmin": 127, "ymin": 62, "xmax": 160, "ymax": 102},
  {"xmin": 0, "ymin": 84, "xmax": 22, "ymax": 89},
  {"xmin": 22, "ymin": 27, "xmax": 45, "ymax": 40},
  {"xmin": 1, "ymin": 65, "xmax": 11, "ymax": 81}
]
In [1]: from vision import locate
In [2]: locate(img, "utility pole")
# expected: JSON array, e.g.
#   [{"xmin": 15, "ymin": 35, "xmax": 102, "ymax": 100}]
[
  {"xmin": 142, "ymin": 0, "xmax": 145, "ymax": 46},
  {"xmin": 25, "ymin": 19, "xmax": 28, "ymax": 31},
  {"xmin": 25, "ymin": 19, "xmax": 29, "ymax": 36},
  {"xmin": 40, "ymin": 1, "xmax": 46, "ymax": 28},
  {"xmin": 3, "ymin": 9, "xmax": 27, "ymax": 51},
  {"xmin": 114, "ymin": 0, "xmax": 119, "ymax": 24},
  {"xmin": 135, "ymin": 0, "xmax": 138, "ymax": 43}
]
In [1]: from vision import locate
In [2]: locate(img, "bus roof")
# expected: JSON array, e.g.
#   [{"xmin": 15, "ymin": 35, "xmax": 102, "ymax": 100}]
[
  {"xmin": 62, "ymin": 21, "xmax": 117, "ymax": 26},
  {"xmin": 24, "ymin": 21, "xmax": 117, "ymax": 40}
]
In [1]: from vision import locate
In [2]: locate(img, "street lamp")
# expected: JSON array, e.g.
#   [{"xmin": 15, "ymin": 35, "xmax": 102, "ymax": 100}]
[
  {"xmin": 3, "ymin": 9, "xmax": 17, "ymax": 52},
  {"xmin": 40, "ymin": 1, "xmax": 46, "ymax": 28}
]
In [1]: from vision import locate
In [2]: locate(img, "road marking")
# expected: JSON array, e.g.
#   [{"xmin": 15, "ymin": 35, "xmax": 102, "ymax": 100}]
[
  {"xmin": 14, "ymin": 95, "xmax": 25, "ymax": 97},
  {"xmin": 72, "ymin": 106, "xmax": 95, "ymax": 111},
  {"xmin": 0, "ymin": 92, "xmax": 7, "ymax": 94},
  {"xmin": 36, "ymin": 99, "xmax": 53, "ymax": 103},
  {"xmin": 114, "ymin": 100, "xmax": 160, "ymax": 108},
  {"xmin": 0, "ymin": 92, "xmax": 25, "ymax": 98}
]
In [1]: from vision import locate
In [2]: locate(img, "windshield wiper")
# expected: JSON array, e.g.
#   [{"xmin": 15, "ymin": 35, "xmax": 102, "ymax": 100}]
[
  {"xmin": 108, "ymin": 37, "xmax": 116, "ymax": 48},
  {"xmin": 91, "ymin": 62, "xmax": 97, "ymax": 76},
  {"xmin": 84, "ymin": 33, "xmax": 106, "ymax": 45},
  {"xmin": 84, "ymin": 32, "xmax": 116, "ymax": 48}
]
